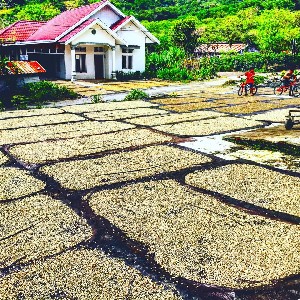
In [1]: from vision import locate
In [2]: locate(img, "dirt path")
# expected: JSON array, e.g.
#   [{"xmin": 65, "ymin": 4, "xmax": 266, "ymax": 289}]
[{"xmin": 46, "ymin": 76, "xmax": 230, "ymax": 107}]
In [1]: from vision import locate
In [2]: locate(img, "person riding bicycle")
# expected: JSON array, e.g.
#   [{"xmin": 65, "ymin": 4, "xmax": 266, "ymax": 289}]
[
  {"xmin": 282, "ymin": 68, "xmax": 296, "ymax": 87},
  {"xmin": 244, "ymin": 67, "xmax": 255, "ymax": 95},
  {"xmin": 281, "ymin": 69, "xmax": 297, "ymax": 96}
]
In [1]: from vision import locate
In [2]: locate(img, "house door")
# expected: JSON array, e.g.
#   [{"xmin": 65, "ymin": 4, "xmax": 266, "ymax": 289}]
[{"xmin": 94, "ymin": 55, "xmax": 104, "ymax": 79}]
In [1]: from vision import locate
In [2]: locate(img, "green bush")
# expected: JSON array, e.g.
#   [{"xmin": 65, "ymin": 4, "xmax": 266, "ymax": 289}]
[
  {"xmin": 156, "ymin": 67, "xmax": 194, "ymax": 81},
  {"xmin": 90, "ymin": 94, "xmax": 104, "ymax": 103},
  {"xmin": 222, "ymin": 79, "xmax": 238, "ymax": 86},
  {"xmin": 254, "ymin": 75, "xmax": 268, "ymax": 85},
  {"xmin": 11, "ymin": 95, "xmax": 30, "ymax": 110},
  {"xmin": 210, "ymin": 52, "xmax": 300, "ymax": 72},
  {"xmin": 146, "ymin": 46, "xmax": 186, "ymax": 78},
  {"xmin": 21, "ymin": 81, "xmax": 78, "ymax": 103},
  {"xmin": 146, "ymin": 47, "xmax": 217, "ymax": 81},
  {"xmin": 124, "ymin": 89, "xmax": 149, "ymax": 101},
  {"xmin": 116, "ymin": 71, "xmax": 144, "ymax": 80},
  {"xmin": 0, "ymin": 80, "xmax": 78, "ymax": 110}
]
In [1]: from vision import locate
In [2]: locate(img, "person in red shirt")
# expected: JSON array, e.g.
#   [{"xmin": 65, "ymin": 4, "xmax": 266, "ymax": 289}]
[
  {"xmin": 282, "ymin": 69, "xmax": 296, "ymax": 96},
  {"xmin": 244, "ymin": 68, "xmax": 255, "ymax": 95}
]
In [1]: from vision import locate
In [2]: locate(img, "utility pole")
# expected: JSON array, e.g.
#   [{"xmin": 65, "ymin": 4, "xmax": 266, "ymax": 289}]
[{"xmin": 292, "ymin": 39, "xmax": 297, "ymax": 56}]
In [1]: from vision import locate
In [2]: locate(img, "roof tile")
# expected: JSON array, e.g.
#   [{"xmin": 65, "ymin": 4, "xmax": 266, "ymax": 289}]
[
  {"xmin": 0, "ymin": 21, "xmax": 46, "ymax": 42},
  {"xmin": 28, "ymin": 0, "xmax": 107, "ymax": 41},
  {"xmin": 58, "ymin": 19, "xmax": 95, "ymax": 43},
  {"xmin": 110, "ymin": 16, "xmax": 131, "ymax": 31}
]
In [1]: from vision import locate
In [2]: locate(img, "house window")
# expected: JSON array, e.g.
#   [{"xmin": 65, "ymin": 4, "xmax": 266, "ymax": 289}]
[
  {"xmin": 75, "ymin": 54, "xmax": 86, "ymax": 73},
  {"xmin": 122, "ymin": 48, "xmax": 133, "ymax": 69},
  {"xmin": 20, "ymin": 47, "xmax": 26, "ymax": 55},
  {"xmin": 94, "ymin": 47, "xmax": 104, "ymax": 52},
  {"xmin": 56, "ymin": 45, "xmax": 64, "ymax": 53},
  {"xmin": 41, "ymin": 46, "xmax": 50, "ymax": 53},
  {"xmin": 75, "ymin": 47, "xmax": 86, "ymax": 52}
]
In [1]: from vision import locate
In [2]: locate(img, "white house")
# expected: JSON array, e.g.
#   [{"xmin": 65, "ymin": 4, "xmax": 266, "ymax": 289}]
[{"xmin": 0, "ymin": 0, "xmax": 159, "ymax": 81}]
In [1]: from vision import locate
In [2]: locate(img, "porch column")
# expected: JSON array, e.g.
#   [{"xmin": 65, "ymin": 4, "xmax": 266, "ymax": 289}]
[
  {"xmin": 71, "ymin": 46, "xmax": 76, "ymax": 82},
  {"xmin": 111, "ymin": 46, "xmax": 116, "ymax": 80}
]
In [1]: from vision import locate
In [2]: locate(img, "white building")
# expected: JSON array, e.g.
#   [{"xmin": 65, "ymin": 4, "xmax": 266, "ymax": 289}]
[{"xmin": 0, "ymin": 0, "xmax": 159, "ymax": 81}]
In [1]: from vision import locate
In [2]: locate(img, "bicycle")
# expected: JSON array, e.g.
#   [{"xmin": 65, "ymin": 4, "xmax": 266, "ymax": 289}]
[
  {"xmin": 237, "ymin": 81, "xmax": 258, "ymax": 96},
  {"xmin": 285, "ymin": 109, "xmax": 300, "ymax": 129},
  {"xmin": 273, "ymin": 78, "xmax": 300, "ymax": 97}
]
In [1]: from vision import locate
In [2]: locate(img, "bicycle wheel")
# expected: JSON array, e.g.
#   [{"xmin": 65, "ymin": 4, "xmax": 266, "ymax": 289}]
[
  {"xmin": 237, "ymin": 86, "xmax": 244, "ymax": 96},
  {"xmin": 251, "ymin": 84, "xmax": 258, "ymax": 95},
  {"xmin": 291, "ymin": 85, "xmax": 300, "ymax": 97},
  {"xmin": 244, "ymin": 84, "xmax": 250, "ymax": 95},
  {"xmin": 274, "ymin": 84, "xmax": 283, "ymax": 95},
  {"xmin": 285, "ymin": 118, "xmax": 294, "ymax": 130}
]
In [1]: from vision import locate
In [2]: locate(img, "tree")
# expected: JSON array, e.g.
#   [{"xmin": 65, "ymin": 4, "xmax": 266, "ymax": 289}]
[
  {"xmin": 170, "ymin": 17, "xmax": 199, "ymax": 54},
  {"xmin": 218, "ymin": 15, "xmax": 242, "ymax": 46},
  {"xmin": 15, "ymin": 1, "xmax": 60, "ymax": 21},
  {"xmin": 254, "ymin": 9, "xmax": 300, "ymax": 53}
]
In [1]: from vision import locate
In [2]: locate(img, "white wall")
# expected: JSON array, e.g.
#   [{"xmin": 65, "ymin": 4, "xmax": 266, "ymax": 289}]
[
  {"xmin": 65, "ymin": 45, "xmax": 72, "ymax": 79},
  {"xmin": 92, "ymin": 6, "xmax": 120, "ymax": 27},
  {"xmin": 71, "ymin": 23, "xmax": 115, "ymax": 46},
  {"xmin": 115, "ymin": 22, "xmax": 146, "ymax": 72},
  {"xmin": 65, "ymin": 45, "xmax": 94, "ymax": 80},
  {"xmin": 63, "ymin": 20, "xmax": 150, "ymax": 79},
  {"xmin": 65, "ymin": 23, "xmax": 116, "ymax": 79}
]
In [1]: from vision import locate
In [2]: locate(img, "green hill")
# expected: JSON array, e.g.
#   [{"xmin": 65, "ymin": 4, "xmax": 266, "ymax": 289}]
[{"xmin": 1, "ymin": 0, "xmax": 300, "ymax": 53}]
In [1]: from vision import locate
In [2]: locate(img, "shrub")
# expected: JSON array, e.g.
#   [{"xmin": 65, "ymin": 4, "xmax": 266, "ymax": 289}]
[
  {"xmin": 146, "ymin": 47, "xmax": 217, "ymax": 81},
  {"xmin": 0, "ymin": 80, "xmax": 78, "ymax": 110},
  {"xmin": 21, "ymin": 81, "xmax": 78, "ymax": 103},
  {"xmin": 210, "ymin": 52, "xmax": 300, "ymax": 72},
  {"xmin": 157, "ymin": 67, "xmax": 194, "ymax": 81},
  {"xmin": 116, "ymin": 71, "xmax": 144, "ymax": 81},
  {"xmin": 146, "ymin": 46, "xmax": 186, "ymax": 78},
  {"xmin": 222, "ymin": 79, "xmax": 238, "ymax": 86},
  {"xmin": 254, "ymin": 75, "xmax": 268, "ymax": 85},
  {"xmin": 90, "ymin": 94, "xmax": 104, "ymax": 103},
  {"xmin": 124, "ymin": 89, "xmax": 149, "ymax": 101},
  {"xmin": 11, "ymin": 95, "xmax": 31, "ymax": 110}
]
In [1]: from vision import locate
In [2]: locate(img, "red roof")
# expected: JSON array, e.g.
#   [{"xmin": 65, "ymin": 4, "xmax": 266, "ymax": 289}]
[
  {"xmin": 0, "ymin": 0, "xmax": 132, "ymax": 44},
  {"xmin": 58, "ymin": 18, "xmax": 95, "ymax": 43},
  {"xmin": 0, "ymin": 61, "xmax": 46, "ymax": 76},
  {"xmin": 0, "ymin": 21, "xmax": 45, "ymax": 42},
  {"xmin": 28, "ymin": 0, "xmax": 107, "ymax": 41},
  {"xmin": 110, "ymin": 16, "xmax": 131, "ymax": 31}
]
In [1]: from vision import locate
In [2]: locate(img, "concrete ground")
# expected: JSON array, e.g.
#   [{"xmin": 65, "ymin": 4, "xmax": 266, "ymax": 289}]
[{"xmin": 0, "ymin": 75, "xmax": 299, "ymax": 300}]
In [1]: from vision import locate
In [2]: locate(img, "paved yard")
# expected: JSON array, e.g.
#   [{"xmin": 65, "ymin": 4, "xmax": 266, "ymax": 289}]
[{"xmin": 0, "ymin": 78, "xmax": 299, "ymax": 300}]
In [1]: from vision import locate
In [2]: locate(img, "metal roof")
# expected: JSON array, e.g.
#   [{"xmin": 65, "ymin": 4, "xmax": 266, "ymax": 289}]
[
  {"xmin": 195, "ymin": 43, "xmax": 247, "ymax": 54},
  {"xmin": 0, "ymin": 61, "xmax": 46, "ymax": 76}
]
